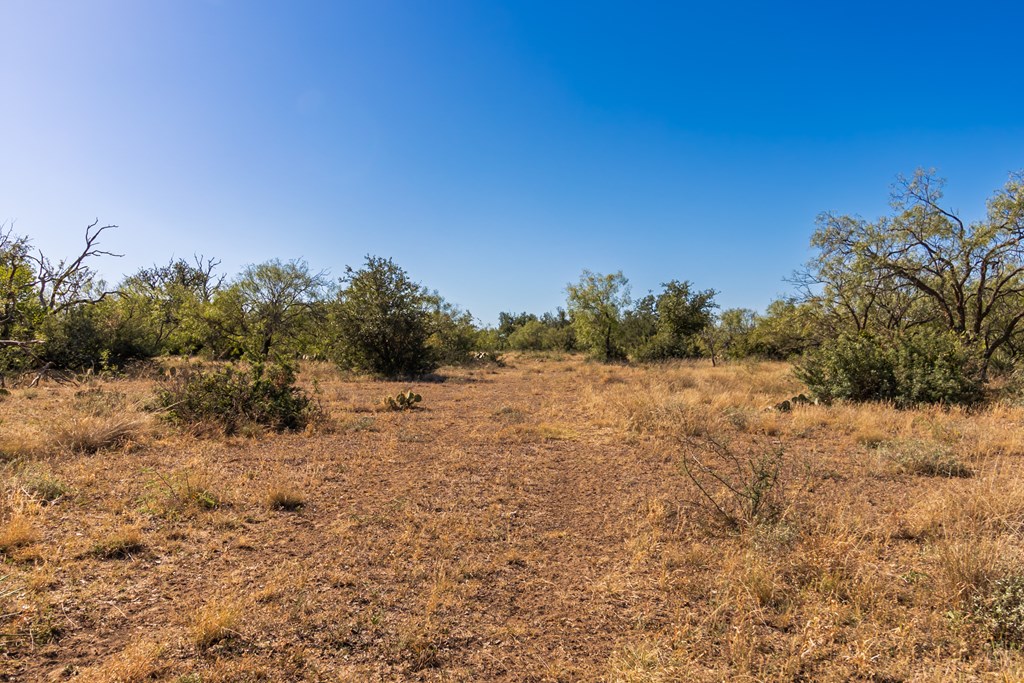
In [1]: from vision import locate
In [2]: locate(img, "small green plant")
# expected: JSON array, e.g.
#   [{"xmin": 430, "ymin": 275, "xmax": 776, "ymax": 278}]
[
  {"xmin": 380, "ymin": 390, "xmax": 422, "ymax": 411},
  {"xmin": 973, "ymin": 574, "xmax": 1024, "ymax": 647},
  {"xmin": 19, "ymin": 468, "xmax": 68, "ymax": 504},
  {"xmin": 155, "ymin": 363, "xmax": 322, "ymax": 434}
]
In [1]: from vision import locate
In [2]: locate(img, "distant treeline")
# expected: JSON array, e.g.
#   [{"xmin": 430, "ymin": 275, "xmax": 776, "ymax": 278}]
[{"xmin": 3, "ymin": 169, "xmax": 1023, "ymax": 405}]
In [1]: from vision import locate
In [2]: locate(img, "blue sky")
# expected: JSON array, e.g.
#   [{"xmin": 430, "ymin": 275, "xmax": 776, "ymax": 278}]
[{"xmin": 2, "ymin": 1, "xmax": 1023, "ymax": 325}]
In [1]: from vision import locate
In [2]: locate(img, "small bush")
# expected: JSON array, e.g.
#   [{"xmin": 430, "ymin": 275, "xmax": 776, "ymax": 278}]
[
  {"xmin": 156, "ymin": 364, "xmax": 321, "ymax": 434},
  {"xmin": 679, "ymin": 434, "xmax": 798, "ymax": 530},
  {"xmin": 974, "ymin": 574, "xmax": 1024, "ymax": 647},
  {"xmin": 795, "ymin": 331, "xmax": 984, "ymax": 407}
]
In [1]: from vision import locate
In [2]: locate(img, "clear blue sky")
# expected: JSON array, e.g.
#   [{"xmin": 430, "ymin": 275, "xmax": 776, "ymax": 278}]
[{"xmin": 3, "ymin": 1, "xmax": 1023, "ymax": 325}]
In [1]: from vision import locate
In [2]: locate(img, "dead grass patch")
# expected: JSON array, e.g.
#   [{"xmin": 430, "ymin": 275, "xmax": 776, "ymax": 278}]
[
  {"xmin": 77, "ymin": 639, "xmax": 165, "ymax": 682},
  {"xmin": 5, "ymin": 357, "xmax": 1024, "ymax": 679},
  {"xmin": 0, "ymin": 513, "xmax": 38, "ymax": 553},
  {"xmin": 55, "ymin": 415, "xmax": 142, "ymax": 453},
  {"xmin": 189, "ymin": 598, "xmax": 242, "ymax": 649},
  {"xmin": 935, "ymin": 535, "xmax": 1008, "ymax": 604},
  {"xmin": 91, "ymin": 525, "xmax": 145, "ymax": 560},
  {"xmin": 267, "ymin": 486, "xmax": 305, "ymax": 511}
]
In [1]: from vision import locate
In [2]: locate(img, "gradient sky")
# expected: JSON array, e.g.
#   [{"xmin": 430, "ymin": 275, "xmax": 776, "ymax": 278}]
[{"xmin": 3, "ymin": 1, "xmax": 1023, "ymax": 325}]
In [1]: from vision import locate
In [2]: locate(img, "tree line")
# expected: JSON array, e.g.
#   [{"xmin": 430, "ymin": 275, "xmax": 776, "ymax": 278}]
[{"xmin": 3, "ymin": 168, "xmax": 1023, "ymax": 404}]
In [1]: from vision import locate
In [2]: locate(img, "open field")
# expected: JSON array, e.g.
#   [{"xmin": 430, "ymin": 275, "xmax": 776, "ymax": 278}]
[{"xmin": 3, "ymin": 355, "xmax": 1024, "ymax": 681}]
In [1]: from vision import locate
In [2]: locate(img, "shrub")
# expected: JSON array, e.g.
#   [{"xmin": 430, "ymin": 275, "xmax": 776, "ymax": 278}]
[
  {"xmin": 508, "ymin": 320, "xmax": 547, "ymax": 351},
  {"xmin": 794, "ymin": 333, "xmax": 895, "ymax": 403},
  {"xmin": 156, "ymin": 364, "xmax": 320, "ymax": 434},
  {"xmin": 795, "ymin": 330, "xmax": 984, "ymax": 407},
  {"xmin": 974, "ymin": 574, "xmax": 1024, "ymax": 647},
  {"xmin": 890, "ymin": 331, "xmax": 985, "ymax": 406},
  {"xmin": 330, "ymin": 256, "xmax": 436, "ymax": 378},
  {"xmin": 679, "ymin": 434, "xmax": 797, "ymax": 530}
]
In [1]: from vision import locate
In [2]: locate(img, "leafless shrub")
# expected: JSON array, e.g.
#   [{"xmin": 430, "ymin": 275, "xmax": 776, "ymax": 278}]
[{"xmin": 679, "ymin": 433, "xmax": 805, "ymax": 530}]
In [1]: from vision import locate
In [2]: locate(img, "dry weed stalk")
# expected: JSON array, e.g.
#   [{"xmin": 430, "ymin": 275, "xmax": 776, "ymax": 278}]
[{"xmin": 678, "ymin": 433, "xmax": 805, "ymax": 531}]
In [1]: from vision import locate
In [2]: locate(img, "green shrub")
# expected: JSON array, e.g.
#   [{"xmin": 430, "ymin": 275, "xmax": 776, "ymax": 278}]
[
  {"xmin": 329, "ymin": 256, "xmax": 436, "ymax": 378},
  {"xmin": 794, "ymin": 333, "xmax": 895, "ymax": 403},
  {"xmin": 890, "ymin": 331, "xmax": 985, "ymax": 406},
  {"xmin": 795, "ymin": 331, "xmax": 984, "ymax": 407},
  {"xmin": 156, "ymin": 364, "xmax": 321, "ymax": 434},
  {"xmin": 973, "ymin": 574, "xmax": 1024, "ymax": 647},
  {"xmin": 508, "ymin": 320, "xmax": 547, "ymax": 351}
]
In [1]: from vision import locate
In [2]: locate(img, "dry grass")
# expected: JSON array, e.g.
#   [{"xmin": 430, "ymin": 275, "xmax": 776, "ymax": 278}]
[
  {"xmin": 55, "ymin": 415, "xmax": 142, "ymax": 453},
  {"xmin": 266, "ymin": 486, "xmax": 305, "ymax": 511},
  {"xmin": 189, "ymin": 598, "xmax": 242, "ymax": 649},
  {"xmin": 883, "ymin": 439, "xmax": 974, "ymax": 478},
  {"xmin": 0, "ymin": 512, "xmax": 38, "ymax": 553},
  {"xmin": 2, "ymin": 356, "xmax": 1024, "ymax": 679},
  {"xmin": 90, "ymin": 524, "xmax": 145, "ymax": 560},
  {"xmin": 76, "ymin": 640, "xmax": 165, "ymax": 682}
]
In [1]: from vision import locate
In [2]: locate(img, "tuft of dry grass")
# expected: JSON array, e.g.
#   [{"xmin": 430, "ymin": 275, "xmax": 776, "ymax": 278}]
[
  {"xmin": 0, "ymin": 513, "xmax": 38, "ymax": 553},
  {"xmin": 77, "ymin": 640, "xmax": 165, "ymax": 682},
  {"xmin": 55, "ymin": 415, "xmax": 141, "ymax": 453},
  {"xmin": 267, "ymin": 486, "xmax": 305, "ymax": 511},
  {"xmin": 189, "ymin": 599, "xmax": 241, "ymax": 649},
  {"xmin": 91, "ymin": 525, "xmax": 145, "ymax": 560},
  {"xmin": 884, "ymin": 440, "xmax": 973, "ymax": 478},
  {"xmin": 935, "ymin": 535, "xmax": 1008, "ymax": 604},
  {"xmin": 606, "ymin": 639, "xmax": 683, "ymax": 682}
]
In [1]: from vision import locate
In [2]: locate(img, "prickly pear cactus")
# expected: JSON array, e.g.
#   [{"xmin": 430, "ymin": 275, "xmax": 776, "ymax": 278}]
[{"xmin": 381, "ymin": 390, "xmax": 423, "ymax": 411}]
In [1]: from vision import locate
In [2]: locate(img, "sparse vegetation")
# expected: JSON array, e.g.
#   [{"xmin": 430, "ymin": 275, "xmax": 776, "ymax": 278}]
[
  {"xmin": 679, "ymin": 433, "xmax": 795, "ymax": 530},
  {"xmin": 975, "ymin": 574, "xmax": 1024, "ymax": 648},
  {"xmin": 3, "ymin": 356, "xmax": 1024, "ymax": 679}
]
